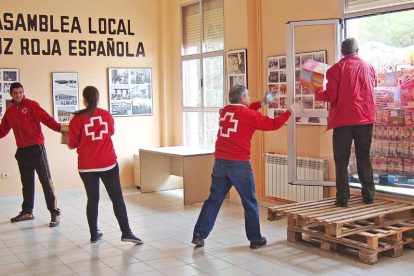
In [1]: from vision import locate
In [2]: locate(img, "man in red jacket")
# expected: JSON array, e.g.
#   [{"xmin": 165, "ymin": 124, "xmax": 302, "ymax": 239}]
[
  {"xmin": 314, "ymin": 38, "xmax": 376, "ymax": 207},
  {"xmin": 192, "ymin": 85, "xmax": 298, "ymax": 249},
  {"xmin": 0, "ymin": 82, "xmax": 62, "ymax": 227}
]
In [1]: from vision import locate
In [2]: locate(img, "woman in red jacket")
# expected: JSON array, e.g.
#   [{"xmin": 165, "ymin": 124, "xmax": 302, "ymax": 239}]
[{"xmin": 66, "ymin": 86, "xmax": 142, "ymax": 244}]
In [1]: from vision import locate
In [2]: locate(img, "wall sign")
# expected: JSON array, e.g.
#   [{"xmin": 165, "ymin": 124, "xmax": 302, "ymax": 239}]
[{"xmin": 0, "ymin": 13, "xmax": 146, "ymax": 57}]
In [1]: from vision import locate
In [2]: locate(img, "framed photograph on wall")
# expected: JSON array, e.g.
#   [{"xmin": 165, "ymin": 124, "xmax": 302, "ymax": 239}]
[
  {"xmin": 227, "ymin": 49, "xmax": 247, "ymax": 91},
  {"xmin": 266, "ymin": 50, "xmax": 327, "ymax": 125},
  {"xmin": 108, "ymin": 68, "xmax": 152, "ymax": 116},
  {"xmin": 0, "ymin": 68, "xmax": 20, "ymax": 118},
  {"xmin": 52, "ymin": 72, "xmax": 79, "ymax": 124}
]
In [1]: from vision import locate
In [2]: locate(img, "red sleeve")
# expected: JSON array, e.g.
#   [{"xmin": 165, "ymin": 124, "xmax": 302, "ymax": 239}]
[
  {"xmin": 32, "ymin": 102, "xmax": 62, "ymax": 132},
  {"xmin": 248, "ymin": 101, "xmax": 262, "ymax": 111},
  {"xmin": 0, "ymin": 112, "xmax": 12, "ymax": 139},
  {"xmin": 314, "ymin": 66, "xmax": 339, "ymax": 103},
  {"xmin": 110, "ymin": 113, "xmax": 115, "ymax": 136},
  {"xmin": 256, "ymin": 110, "xmax": 291, "ymax": 131},
  {"xmin": 68, "ymin": 116, "xmax": 81, "ymax": 149}
]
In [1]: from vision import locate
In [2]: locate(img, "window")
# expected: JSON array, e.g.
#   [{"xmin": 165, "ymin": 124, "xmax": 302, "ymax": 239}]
[
  {"xmin": 181, "ymin": 0, "xmax": 224, "ymax": 149},
  {"xmin": 344, "ymin": 3, "xmax": 414, "ymax": 195}
]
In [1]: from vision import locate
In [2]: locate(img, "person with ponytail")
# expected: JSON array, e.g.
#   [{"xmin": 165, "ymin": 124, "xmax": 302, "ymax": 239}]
[{"xmin": 65, "ymin": 86, "xmax": 142, "ymax": 244}]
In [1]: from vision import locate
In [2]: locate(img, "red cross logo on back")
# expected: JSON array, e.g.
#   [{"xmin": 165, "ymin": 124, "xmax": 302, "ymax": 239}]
[
  {"xmin": 85, "ymin": 116, "xmax": 108, "ymax": 141},
  {"xmin": 219, "ymin": 112, "xmax": 238, "ymax": 137}
]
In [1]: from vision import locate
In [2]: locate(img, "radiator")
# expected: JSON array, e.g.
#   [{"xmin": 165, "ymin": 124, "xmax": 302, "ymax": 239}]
[{"xmin": 265, "ymin": 153, "xmax": 328, "ymax": 202}]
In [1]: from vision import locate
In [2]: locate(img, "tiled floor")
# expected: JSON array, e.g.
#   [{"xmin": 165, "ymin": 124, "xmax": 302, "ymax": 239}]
[{"xmin": 1, "ymin": 188, "xmax": 414, "ymax": 276}]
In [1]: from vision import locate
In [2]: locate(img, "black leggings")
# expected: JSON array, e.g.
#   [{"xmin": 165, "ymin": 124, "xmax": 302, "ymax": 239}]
[{"xmin": 79, "ymin": 164, "xmax": 131, "ymax": 234}]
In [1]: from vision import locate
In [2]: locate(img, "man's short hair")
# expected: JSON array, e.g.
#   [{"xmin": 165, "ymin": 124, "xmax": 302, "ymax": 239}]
[
  {"xmin": 10, "ymin": 82, "xmax": 24, "ymax": 93},
  {"xmin": 229, "ymin": 85, "xmax": 247, "ymax": 104},
  {"xmin": 342, "ymin": 38, "xmax": 358, "ymax": 56}
]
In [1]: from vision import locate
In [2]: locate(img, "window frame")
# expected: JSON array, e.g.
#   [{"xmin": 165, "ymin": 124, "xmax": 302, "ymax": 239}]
[
  {"xmin": 339, "ymin": 0, "xmax": 414, "ymax": 18},
  {"xmin": 180, "ymin": 0, "xmax": 225, "ymax": 149}
]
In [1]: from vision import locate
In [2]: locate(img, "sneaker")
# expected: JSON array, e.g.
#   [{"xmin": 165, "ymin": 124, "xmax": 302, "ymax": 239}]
[
  {"xmin": 50, "ymin": 213, "xmax": 60, "ymax": 228},
  {"xmin": 10, "ymin": 212, "xmax": 34, "ymax": 222},
  {"xmin": 121, "ymin": 232, "xmax": 143, "ymax": 244},
  {"xmin": 90, "ymin": 231, "xmax": 103, "ymax": 243},
  {"xmin": 250, "ymin": 236, "xmax": 267, "ymax": 249},
  {"xmin": 364, "ymin": 199, "xmax": 374, "ymax": 204},
  {"xmin": 191, "ymin": 233, "xmax": 204, "ymax": 247}
]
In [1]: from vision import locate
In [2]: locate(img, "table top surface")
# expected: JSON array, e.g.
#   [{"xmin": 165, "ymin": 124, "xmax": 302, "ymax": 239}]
[{"xmin": 139, "ymin": 146, "xmax": 214, "ymax": 157}]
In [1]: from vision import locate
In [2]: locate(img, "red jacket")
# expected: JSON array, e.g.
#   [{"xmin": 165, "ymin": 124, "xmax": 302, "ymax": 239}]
[
  {"xmin": 314, "ymin": 54, "xmax": 376, "ymax": 130},
  {"xmin": 0, "ymin": 97, "xmax": 61, "ymax": 148},
  {"xmin": 69, "ymin": 108, "xmax": 117, "ymax": 170},
  {"xmin": 214, "ymin": 101, "xmax": 291, "ymax": 161}
]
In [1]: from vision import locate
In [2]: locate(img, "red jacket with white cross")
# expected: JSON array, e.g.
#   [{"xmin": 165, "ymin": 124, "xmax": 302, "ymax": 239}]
[
  {"xmin": 69, "ymin": 108, "xmax": 117, "ymax": 170},
  {"xmin": 214, "ymin": 101, "xmax": 291, "ymax": 161}
]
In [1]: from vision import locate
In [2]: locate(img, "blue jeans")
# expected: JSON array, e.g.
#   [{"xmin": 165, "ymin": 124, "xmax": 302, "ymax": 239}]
[
  {"xmin": 194, "ymin": 159, "xmax": 262, "ymax": 242},
  {"xmin": 333, "ymin": 124, "xmax": 375, "ymax": 203}
]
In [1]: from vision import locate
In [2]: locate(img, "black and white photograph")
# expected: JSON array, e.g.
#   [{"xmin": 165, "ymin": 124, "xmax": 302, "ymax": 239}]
[
  {"xmin": 266, "ymin": 51, "xmax": 327, "ymax": 125},
  {"xmin": 132, "ymin": 84, "xmax": 152, "ymax": 99},
  {"xmin": 279, "ymin": 57, "xmax": 286, "ymax": 69},
  {"xmin": 133, "ymin": 99, "xmax": 152, "ymax": 115},
  {"xmin": 3, "ymin": 83, "xmax": 11, "ymax": 94},
  {"xmin": 269, "ymin": 71, "xmax": 279, "ymax": 83},
  {"xmin": 108, "ymin": 68, "xmax": 153, "ymax": 116},
  {"xmin": 110, "ymin": 86, "xmax": 131, "ymax": 100},
  {"xmin": 111, "ymin": 101, "xmax": 132, "ymax": 116},
  {"xmin": 52, "ymin": 73, "xmax": 78, "ymax": 90},
  {"xmin": 3, "ymin": 71, "xmax": 18, "ymax": 82},
  {"xmin": 110, "ymin": 69, "xmax": 130, "ymax": 85},
  {"xmin": 313, "ymin": 52, "xmax": 326, "ymax": 63},
  {"xmin": 227, "ymin": 50, "xmax": 246, "ymax": 75},
  {"xmin": 268, "ymin": 57, "xmax": 279, "ymax": 70},
  {"xmin": 227, "ymin": 49, "xmax": 247, "ymax": 91},
  {"xmin": 54, "ymin": 90, "xmax": 78, "ymax": 106},
  {"xmin": 229, "ymin": 75, "xmax": 245, "ymax": 88},
  {"xmin": 0, "ymin": 68, "xmax": 19, "ymax": 118},
  {"xmin": 52, "ymin": 72, "xmax": 79, "ymax": 124},
  {"xmin": 0, "ymin": 107, "xmax": 2, "ymax": 117},
  {"xmin": 57, "ymin": 106, "xmax": 77, "ymax": 123},
  {"xmin": 279, "ymin": 70, "xmax": 287, "ymax": 82},
  {"xmin": 131, "ymin": 69, "xmax": 151, "ymax": 84}
]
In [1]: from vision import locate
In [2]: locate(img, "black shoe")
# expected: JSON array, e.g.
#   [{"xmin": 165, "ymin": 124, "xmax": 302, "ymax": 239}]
[
  {"xmin": 191, "ymin": 233, "xmax": 204, "ymax": 247},
  {"xmin": 364, "ymin": 199, "xmax": 373, "ymax": 204},
  {"xmin": 50, "ymin": 213, "xmax": 60, "ymax": 228},
  {"xmin": 10, "ymin": 211, "xmax": 34, "ymax": 222},
  {"xmin": 250, "ymin": 237, "xmax": 267, "ymax": 249},
  {"xmin": 334, "ymin": 201, "xmax": 348, "ymax": 208},
  {"xmin": 91, "ymin": 231, "xmax": 103, "ymax": 243},
  {"xmin": 121, "ymin": 231, "xmax": 143, "ymax": 244}
]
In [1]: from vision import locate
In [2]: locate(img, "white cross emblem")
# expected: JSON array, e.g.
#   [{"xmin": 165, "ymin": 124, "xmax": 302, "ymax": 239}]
[
  {"xmin": 219, "ymin": 112, "xmax": 238, "ymax": 137},
  {"xmin": 85, "ymin": 116, "xmax": 108, "ymax": 141}
]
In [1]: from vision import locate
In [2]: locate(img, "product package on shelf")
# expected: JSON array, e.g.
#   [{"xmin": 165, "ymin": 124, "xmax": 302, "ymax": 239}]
[{"xmin": 299, "ymin": 59, "xmax": 330, "ymax": 90}]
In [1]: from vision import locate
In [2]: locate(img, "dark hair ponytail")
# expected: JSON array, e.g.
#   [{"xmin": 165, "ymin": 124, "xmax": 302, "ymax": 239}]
[{"xmin": 74, "ymin": 86, "xmax": 99, "ymax": 117}]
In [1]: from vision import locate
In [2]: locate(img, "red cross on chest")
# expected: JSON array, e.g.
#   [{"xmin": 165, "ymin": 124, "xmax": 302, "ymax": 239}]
[{"xmin": 219, "ymin": 112, "xmax": 238, "ymax": 137}]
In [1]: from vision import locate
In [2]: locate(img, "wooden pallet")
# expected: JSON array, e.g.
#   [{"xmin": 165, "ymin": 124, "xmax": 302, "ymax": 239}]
[
  {"xmin": 268, "ymin": 196, "xmax": 414, "ymax": 238},
  {"xmin": 287, "ymin": 221, "xmax": 414, "ymax": 264}
]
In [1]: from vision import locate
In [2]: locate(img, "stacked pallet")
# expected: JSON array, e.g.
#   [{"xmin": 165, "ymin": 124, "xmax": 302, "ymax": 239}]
[{"xmin": 268, "ymin": 196, "xmax": 414, "ymax": 264}]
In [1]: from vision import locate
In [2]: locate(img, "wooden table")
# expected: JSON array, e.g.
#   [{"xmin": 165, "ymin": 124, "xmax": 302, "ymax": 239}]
[{"xmin": 139, "ymin": 146, "xmax": 215, "ymax": 205}]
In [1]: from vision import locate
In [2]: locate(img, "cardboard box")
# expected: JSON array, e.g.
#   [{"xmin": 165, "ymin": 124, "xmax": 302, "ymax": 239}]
[{"xmin": 299, "ymin": 59, "xmax": 330, "ymax": 90}]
